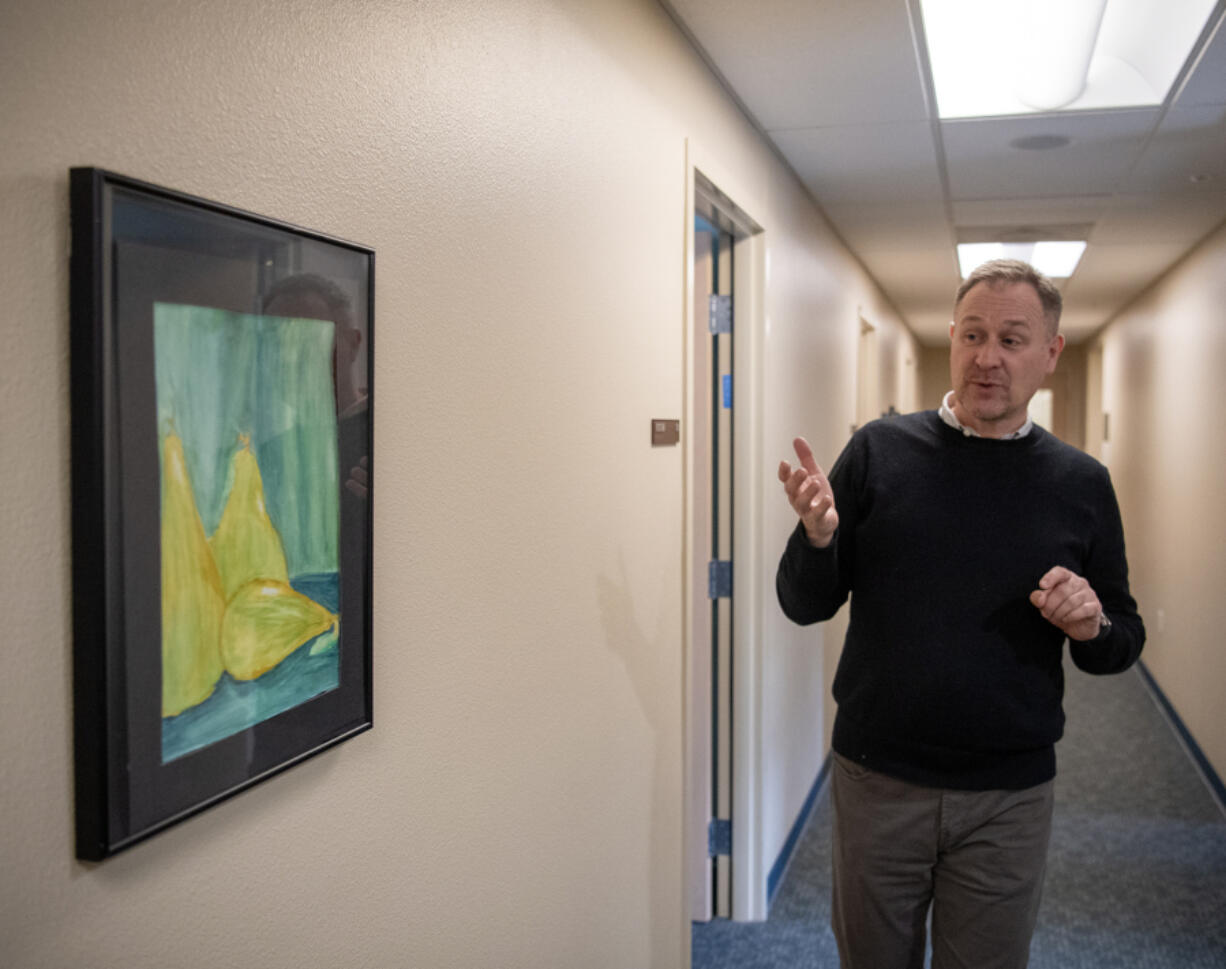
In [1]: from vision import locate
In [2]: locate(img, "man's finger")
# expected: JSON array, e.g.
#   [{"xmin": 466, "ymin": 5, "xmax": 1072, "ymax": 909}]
[
  {"xmin": 784, "ymin": 466, "xmax": 808, "ymax": 501},
  {"xmin": 1035, "ymin": 582, "xmax": 1073, "ymax": 618},
  {"xmin": 808, "ymin": 490, "xmax": 834, "ymax": 518},
  {"xmin": 1045, "ymin": 591, "xmax": 1078, "ymax": 625},
  {"xmin": 793, "ymin": 437, "xmax": 820, "ymax": 476},
  {"xmin": 793, "ymin": 475, "xmax": 820, "ymax": 515},
  {"xmin": 1052, "ymin": 586, "xmax": 1097, "ymax": 625},
  {"xmin": 1038, "ymin": 565, "xmax": 1073, "ymax": 590},
  {"xmin": 777, "ymin": 460, "xmax": 793, "ymax": 484}
]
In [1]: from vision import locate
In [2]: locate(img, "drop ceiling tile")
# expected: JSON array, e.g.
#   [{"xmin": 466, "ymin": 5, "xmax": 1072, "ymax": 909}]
[
  {"xmin": 951, "ymin": 196, "xmax": 1111, "ymax": 230},
  {"xmin": 1092, "ymin": 193, "xmax": 1226, "ymax": 243},
  {"xmin": 1057, "ymin": 292, "xmax": 1142, "ymax": 342},
  {"xmin": 664, "ymin": 0, "xmax": 930, "ymax": 128},
  {"xmin": 1176, "ymin": 13, "xmax": 1226, "ymax": 107},
  {"xmin": 1120, "ymin": 105, "xmax": 1226, "ymax": 193},
  {"xmin": 1064, "ymin": 242, "xmax": 1190, "ymax": 306},
  {"xmin": 857, "ymin": 248, "xmax": 961, "ymax": 330},
  {"xmin": 905, "ymin": 310, "xmax": 959, "ymax": 346},
  {"xmin": 861, "ymin": 252, "xmax": 960, "ymax": 299},
  {"xmin": 773, "ymin": 123, "xmax": 944, "ymax": 205},
  {"xmin": 821, "ymin": 201, "xmax": 952, "ymax": 252},
  {"xmin": 853, "ymin": 246, "xmax": 959, "ymax": 341},
  {"xmin": 942, "ymin": 110, "xmax": 1160, "ymax": 199},
  {"xmin": 1057, "ymin": 291, "xmax": 1123, "ymax": 318},
  {"xmin": 1059, "ymin": 311, "xmax": 1112, "ymax": 343}
]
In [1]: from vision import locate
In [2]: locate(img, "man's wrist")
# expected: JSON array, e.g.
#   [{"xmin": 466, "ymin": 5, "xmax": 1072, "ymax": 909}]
[
  {"xmin": 804, "ymin": 524, "xmax": 834, "ymax": 549},
  {"xmin": 1092, "ymin": 610, "xmax": 1112, "ymax": 641}
]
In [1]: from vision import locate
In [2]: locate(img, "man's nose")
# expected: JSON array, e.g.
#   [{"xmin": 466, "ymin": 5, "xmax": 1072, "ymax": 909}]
[{"xmin": 974, "ymin": 340, "xmax": 1002, "ymax": 367}]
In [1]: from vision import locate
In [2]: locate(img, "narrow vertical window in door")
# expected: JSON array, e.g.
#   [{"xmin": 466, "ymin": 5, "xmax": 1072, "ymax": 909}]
[
  {"xmin": 690, "ymin": 217, "xmax": 716, "ymax": 921},
  {"xmin": 696, "ymin": 210, "xmax": 735, "ymax": 919}
]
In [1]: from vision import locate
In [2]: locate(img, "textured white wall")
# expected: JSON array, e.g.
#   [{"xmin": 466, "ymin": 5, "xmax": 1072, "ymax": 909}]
[
  {"xmin": 1097, "ymin": 222, "xmax": 1226, "ymax": 785},
  {"xmin": 0, "ymin": 0, "xmax": 912, "ymax": 965}
]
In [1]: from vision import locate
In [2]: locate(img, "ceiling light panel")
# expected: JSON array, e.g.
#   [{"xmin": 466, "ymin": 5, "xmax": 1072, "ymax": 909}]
[
  {"xmin": 957, "ymin": 241, "xmax": 1087, "ymax": 277},
  {"xmin": 920, "ymin": 0, "xmax": 1219, "ymax": 119}
]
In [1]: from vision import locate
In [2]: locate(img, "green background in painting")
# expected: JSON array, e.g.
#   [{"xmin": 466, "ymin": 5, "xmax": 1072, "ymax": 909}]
[
  {"xmin": 153, "ymin": 302, "xmax": 341, "ymax": 762},
  {"xmin": 153, "ymin": 303, "xmax": 339, "ymax": 575}
]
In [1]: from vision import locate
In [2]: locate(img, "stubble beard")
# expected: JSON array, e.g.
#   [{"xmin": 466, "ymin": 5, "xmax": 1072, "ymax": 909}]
[{"xmin": 958, "ymin": 379, "xmax": 1015, "ymax": 428}]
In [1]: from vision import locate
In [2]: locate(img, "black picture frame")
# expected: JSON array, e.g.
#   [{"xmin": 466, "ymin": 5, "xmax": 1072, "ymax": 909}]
[{"xmin": 69, "ymin": 168, "xmax": 374, "ymax": 860}]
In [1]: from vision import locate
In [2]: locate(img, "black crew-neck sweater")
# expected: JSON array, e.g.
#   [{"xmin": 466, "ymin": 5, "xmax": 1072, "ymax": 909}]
[{"xmin": 777, "ymin": 410, "xmax": 1145, "ymax": 791}]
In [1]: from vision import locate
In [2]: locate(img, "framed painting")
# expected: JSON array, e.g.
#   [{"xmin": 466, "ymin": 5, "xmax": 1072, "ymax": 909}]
[{"xmin": 69, "ymin": 168, "xmax": 374, "ymax": 860}]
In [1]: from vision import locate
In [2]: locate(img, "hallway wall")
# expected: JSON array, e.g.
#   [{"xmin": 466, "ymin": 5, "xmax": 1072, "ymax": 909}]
[
  {"xmin": 760, "ymin": 250, "xmax": 919, "ymax": 899},
  {"xmin": 919, "ymin": 343, "xmax": 952, "ymax": 411},
  {"xmin": 1093, "ymin": 219, "xmax": 1226, "ymax": 785},
  {"xmin": 0, "ymin": 1, "xmax": 914, "ymax": 965}
]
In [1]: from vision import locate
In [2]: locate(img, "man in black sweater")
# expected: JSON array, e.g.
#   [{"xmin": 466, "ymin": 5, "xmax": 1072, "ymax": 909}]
[{"xmin": 776, "ymin": 259, "xmax": 1144, "ymax": 969}]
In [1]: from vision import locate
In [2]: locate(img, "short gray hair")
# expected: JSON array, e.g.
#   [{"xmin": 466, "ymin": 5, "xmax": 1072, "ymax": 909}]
[
  {"xmin": 263, "ymin": 272, "xmax": 352, "ymax": 320},
  {"xmin": 955, "ymin": 258, "xmax": 1062, "ymax": 336}
]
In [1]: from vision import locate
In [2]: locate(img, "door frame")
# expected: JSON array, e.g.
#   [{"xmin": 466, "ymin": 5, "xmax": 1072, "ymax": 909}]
[{"xmin": 682, "ymin": 138, "xmax": 768, "ymax": 922}]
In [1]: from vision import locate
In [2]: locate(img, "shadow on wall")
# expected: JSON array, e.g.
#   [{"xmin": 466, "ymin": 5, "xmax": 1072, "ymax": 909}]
[{"xmin": 597, "ymin": 552, "xmax": 674, "ymax": 969}]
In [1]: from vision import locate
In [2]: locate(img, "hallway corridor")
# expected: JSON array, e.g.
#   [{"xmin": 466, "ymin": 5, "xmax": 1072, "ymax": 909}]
[{"xmin": 692, "ymin": 659, "xmax": 1226, "ymax": 968}]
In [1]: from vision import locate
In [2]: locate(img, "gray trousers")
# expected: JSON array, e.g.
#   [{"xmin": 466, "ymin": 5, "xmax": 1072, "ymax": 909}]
[{"xmin": 831, "ymin": 753, "xmax": 1054, "ymax": 969}]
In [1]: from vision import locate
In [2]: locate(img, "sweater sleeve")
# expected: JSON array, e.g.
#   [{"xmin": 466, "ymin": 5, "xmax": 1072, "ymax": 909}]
[
  {"xmin": 775, "ymin": 435, "xmax": 859, "ymax": 625},
  {"xmin": 776, "ymin": 522, "xmax": 846, "ymax": 624},
  {"xmin": 1069, "ymin": 468, "xmax": 1145, "ymax": 674}
]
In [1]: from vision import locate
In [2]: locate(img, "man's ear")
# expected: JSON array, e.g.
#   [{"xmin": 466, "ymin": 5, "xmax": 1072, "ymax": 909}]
[{"xmin": 1046, "ymin": 333, "xmax": 1065, "ymax": 372}]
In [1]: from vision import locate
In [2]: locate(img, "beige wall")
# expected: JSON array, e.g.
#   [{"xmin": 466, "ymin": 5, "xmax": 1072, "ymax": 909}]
[
  {"xmin": 1093, "ymin": 221, "xmax": 1226, "ymax": 784},
  {"xmin": 770, "ymin": 299, "xmax": 920, "ymax": 774},
  {"xmin": 1045, "ymin": 342, "xmax": 1086, "ymax": 451},
  {"xmin": 919, "ymin": 344, "xmax": 951, "ymax": 412},
  {"xmin": 0, "ymin": 0, "xmax": 915, "ymax": 965},
  {"xmin": 759, "ymin": 244, "xmax": 918, "ymax": 885}
]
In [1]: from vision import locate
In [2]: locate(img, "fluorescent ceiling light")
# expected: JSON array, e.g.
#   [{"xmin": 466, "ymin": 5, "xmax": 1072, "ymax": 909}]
[
  {"xmin": 920, "ymin": 0, "xmax": 1218, "ymax": 118},
  {"xmin": 957, "ymin": 241, "xmax": 1087, "ymax": 279}
]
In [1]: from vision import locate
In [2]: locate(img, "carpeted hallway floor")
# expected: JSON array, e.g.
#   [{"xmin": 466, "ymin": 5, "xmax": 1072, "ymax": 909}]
[{"xmin": 692, "ymin": 660, "xmax": 1226, "ymax": 968}]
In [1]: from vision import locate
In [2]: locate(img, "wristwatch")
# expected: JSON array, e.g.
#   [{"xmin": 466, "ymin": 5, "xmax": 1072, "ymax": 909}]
[{"xmin": 1094, "ymin": 610, "xmax": 1112, "ymax": 640}]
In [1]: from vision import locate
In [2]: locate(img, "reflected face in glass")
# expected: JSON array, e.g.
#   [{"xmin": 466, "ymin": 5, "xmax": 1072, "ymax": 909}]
[
  {"xmin": 264, "ymin": 286, "xmax": 364, "ymax": 415},
  {"xmin": 949, "ymin": 281, "xmax": 1064, "ymax": 437}
]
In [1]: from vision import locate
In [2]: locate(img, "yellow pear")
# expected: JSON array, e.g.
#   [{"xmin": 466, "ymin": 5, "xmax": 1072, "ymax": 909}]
[
  {"xmin": 221, "ymin": 578, "xmax": 337, "ymax": 681},
  {"xmin": 210, "ymin": 434, "xmax": 289, "ymax": 603},
  {"xmin": 161, "ymin": 429, "xmax": 225, "ymax": 716}
]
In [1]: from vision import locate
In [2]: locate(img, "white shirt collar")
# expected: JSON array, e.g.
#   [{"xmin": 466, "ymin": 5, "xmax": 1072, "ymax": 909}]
[{"xmin": 940, "ymin": 391, "xmax": 1034, "ymax": 440}]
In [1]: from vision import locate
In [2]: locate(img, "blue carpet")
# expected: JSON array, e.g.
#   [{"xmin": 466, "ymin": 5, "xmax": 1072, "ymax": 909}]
[{"xmin": 692, "ymin": 661, "xmax": 1226, "ymax": 968}]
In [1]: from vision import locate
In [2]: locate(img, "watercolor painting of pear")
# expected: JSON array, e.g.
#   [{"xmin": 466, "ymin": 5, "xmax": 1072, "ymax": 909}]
[{"xmin": 154, "ymin": 303, "xmax": 342, "ymax": 763}]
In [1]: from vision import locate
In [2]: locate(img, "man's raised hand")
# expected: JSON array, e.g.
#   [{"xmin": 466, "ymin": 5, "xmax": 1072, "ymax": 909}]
[
  {"xmin": 777, "ymin": 436, "xmax": 838, "ymax": 548},
  {"xmin": 1029, "ymin": 566, "xmax": 1104, "ymax": 642}
]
